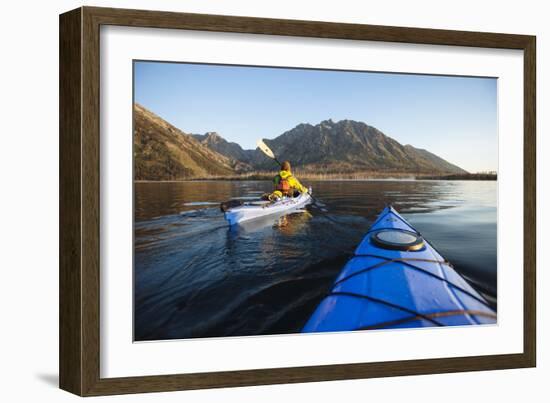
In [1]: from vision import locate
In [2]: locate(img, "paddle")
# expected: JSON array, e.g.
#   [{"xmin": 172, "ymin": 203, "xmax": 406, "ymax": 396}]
[{"xmin": 256, "ymin": 139, "xmax": 282, "ymax": 166}]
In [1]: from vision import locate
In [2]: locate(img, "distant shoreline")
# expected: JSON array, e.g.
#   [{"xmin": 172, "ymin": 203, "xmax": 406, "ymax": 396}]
[
  {"xmin": 135, "ymin": 172, "xmax": 497, "ymax": 182},
  {"xmin": 416, "ymin": 173, "xmax": 497, "ymax": 181}
]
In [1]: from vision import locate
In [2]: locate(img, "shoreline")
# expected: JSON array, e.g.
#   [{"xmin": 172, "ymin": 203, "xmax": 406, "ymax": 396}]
[{"xmin": 135, "ymin": 174, "xmax": 497, "ymax": 183}]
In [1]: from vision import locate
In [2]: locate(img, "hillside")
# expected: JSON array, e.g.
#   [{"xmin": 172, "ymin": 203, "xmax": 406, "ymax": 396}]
[
  {"xmin": 403, "ymin": 145, "xmax": 467, "ymax": 174},
  {"xmin": 133, "ymin": 104, "xmax": 237, "ymax": 180}
]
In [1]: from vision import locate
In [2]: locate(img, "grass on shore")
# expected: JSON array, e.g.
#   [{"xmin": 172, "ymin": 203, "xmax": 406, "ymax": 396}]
[{"xmin": 417, "ymin": 173, "xmax": 497, "ymax": 181}]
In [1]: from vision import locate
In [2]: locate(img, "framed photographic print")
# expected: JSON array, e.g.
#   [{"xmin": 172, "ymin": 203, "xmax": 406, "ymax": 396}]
[{"xmin": 59, "ymin": 6, "xmax": 536, "ymax": 396}]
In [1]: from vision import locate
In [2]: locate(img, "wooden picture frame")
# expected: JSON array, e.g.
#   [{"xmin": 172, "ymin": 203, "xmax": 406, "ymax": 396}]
[{"xmin": 59, "ymin": 6, "xmax": 536, "ymax": 396}]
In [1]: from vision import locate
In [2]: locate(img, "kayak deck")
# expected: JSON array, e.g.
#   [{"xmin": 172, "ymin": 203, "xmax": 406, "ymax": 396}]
[
  {"xmin": 224, "ymin": 191, "xmax": 312, "ymax": 226},
  {"xmin": 302, "ymin": 205, "xmax": 496, "ymax": 332}
]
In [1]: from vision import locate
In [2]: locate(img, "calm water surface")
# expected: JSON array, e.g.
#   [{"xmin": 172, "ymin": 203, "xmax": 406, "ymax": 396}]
[{"xmin": 134, "ymin": 180, "xmax": 497, "ymax": 341}]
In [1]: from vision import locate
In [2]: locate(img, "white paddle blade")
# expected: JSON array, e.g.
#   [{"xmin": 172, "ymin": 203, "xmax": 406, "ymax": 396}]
[{"xmin": 256, "ymin": 139, "xmax": 276, "ymax": 159}]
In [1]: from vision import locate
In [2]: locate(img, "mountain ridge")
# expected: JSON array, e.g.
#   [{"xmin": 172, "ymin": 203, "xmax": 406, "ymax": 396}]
[
  {"xmin": 134, "ymin": 104, "xmax": 467, "ymax": 180},
  {"xmin": 212, "ymin": 118, "xmax": 467, "ymax": 175},
  {"xmin": 192, "ymin": 132, "xmax": 255, "ymax": 170}
]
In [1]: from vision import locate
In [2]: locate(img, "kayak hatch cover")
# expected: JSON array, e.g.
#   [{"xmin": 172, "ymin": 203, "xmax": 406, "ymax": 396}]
[
  {"xmin": 302, "ymin": 205, "xmax": 496, "ymax": 332},
  {"xmin": 224, "ymin": 190, "xmax": 312, "ymax": 226}
]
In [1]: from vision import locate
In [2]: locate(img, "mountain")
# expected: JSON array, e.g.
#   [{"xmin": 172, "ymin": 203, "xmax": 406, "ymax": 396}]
[
  {"xmin": 133, "ymin": 104, "xmax": 237, "ymax": 180},
  {"xmin": 243, "ymin": 119, "xmax": 467, "ymax": 174},
  {"xmin": 134, "ymin": 105, "xmax": 467, "ymax": 179},
  {"xmin": 192, "ymin": 132, "xmax": 254, "ymax": 171}
]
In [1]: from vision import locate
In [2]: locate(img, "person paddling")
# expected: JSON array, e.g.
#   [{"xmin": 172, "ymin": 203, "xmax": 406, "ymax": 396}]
[{"xmin": 268, "ymin": 161, "xmax": 308, "ymax": 201}]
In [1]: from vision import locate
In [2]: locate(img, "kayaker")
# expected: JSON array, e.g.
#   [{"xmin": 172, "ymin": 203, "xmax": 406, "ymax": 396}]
[{"xmin": 268, "ymin": 161, "xmax": 308, "ymax": 201}]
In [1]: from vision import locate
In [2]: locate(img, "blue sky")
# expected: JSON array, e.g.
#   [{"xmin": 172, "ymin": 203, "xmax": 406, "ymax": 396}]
[{"xmin": 134, "ymin": 61, "xmax": 497, "ymax": 172}]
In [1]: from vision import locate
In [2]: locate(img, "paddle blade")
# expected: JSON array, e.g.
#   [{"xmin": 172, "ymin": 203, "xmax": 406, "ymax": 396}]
[{"xmin": 256, "ymin": 139, "xmax": 276, "ymax": 160}]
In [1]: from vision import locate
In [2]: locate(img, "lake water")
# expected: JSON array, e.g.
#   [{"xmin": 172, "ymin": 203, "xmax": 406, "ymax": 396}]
[{"xmin": 134, "ymin": 180, "xmax": 497, "ymax": 341}]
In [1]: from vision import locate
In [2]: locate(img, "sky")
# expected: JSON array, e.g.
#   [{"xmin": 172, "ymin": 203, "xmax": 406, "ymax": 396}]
[{"xmin": 134, "ymin": 61, "xmax": 498, "ymax": 173}]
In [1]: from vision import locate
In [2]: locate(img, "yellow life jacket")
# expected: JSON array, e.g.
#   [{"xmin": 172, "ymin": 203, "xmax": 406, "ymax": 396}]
[{"xmin": 274, "ymin": 171, "xmax": 293, "ymax": 195}]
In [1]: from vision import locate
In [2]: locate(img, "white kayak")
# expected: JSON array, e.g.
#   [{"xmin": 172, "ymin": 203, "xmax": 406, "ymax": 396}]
[{"xmin": 224, "ymin": 190, "xmax": 313, "ymax": 226}]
